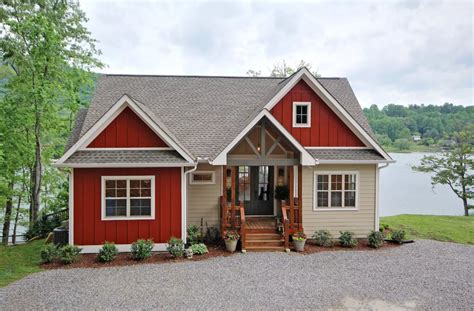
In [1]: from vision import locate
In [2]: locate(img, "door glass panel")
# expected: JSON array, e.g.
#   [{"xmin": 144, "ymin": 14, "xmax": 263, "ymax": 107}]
[
  {"xmin": 238, "ymin": 166, "xmax": 250, "ymax": 202},
  {"xmin": 257, "ymin": 166, "xmax": 269, "ymax": 201}
]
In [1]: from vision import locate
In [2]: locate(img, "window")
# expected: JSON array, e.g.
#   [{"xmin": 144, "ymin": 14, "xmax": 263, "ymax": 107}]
[
  {"xmin": 238, "ymin": 166, "xmax": 250, "ymax": 202},
  {"xmin": 189, "ymin": 171, "xmax": 215, "ymax": 185},
  {"xmin": 293, "ymin": 102, "xmax": 311, "ymax": 127},
  {"xmin": 314, "ymin": 172, "xmax": 358, "ymax": 210},
  {"xmin": 102, "ymin": 176, "xmax": 155, "ymax": 220}
]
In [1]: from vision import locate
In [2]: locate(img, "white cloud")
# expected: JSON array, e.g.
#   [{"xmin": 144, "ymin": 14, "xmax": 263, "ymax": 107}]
[{"xmin": 79, "ymin": 0, "xmax": 473, "ymax": 107}]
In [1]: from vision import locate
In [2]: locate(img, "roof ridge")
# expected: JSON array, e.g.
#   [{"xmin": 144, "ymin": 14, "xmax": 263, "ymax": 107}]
[{"xmin": 101, "ymin": 73, "xmax": 344, "ymax": 80}]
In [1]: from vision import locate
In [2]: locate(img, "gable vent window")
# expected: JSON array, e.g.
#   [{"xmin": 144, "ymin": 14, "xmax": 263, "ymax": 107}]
[
  {"xmin": 190, "ymin": 171, "xmax": 215, "ymax": 185},
  {"xmin": 293, "ymin": 102, "xmax": 311, "ymax": 128}
]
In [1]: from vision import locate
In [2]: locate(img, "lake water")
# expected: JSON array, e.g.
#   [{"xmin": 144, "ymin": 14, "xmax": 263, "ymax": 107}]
[{"xmin": 380, "ymin": 153, "xmax": 469, "ymax": 216}]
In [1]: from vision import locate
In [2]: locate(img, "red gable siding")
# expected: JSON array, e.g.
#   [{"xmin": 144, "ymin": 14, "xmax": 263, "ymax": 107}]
[
  {"xmin": 73, "ymin": 167, "xmax": 181, "ymax": 245},
  {"xmin": 270, "ymin": 80, "xmax": 364, "ymax": 146},
  {"xmin": 88, "ymin": 107, "xmax": 168, "ymax": 148}
]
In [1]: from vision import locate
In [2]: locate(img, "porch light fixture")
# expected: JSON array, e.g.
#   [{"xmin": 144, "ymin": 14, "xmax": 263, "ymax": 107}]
[{"xmin": 256, "ymin": 144, "xmax": 261, "ymax": 153}]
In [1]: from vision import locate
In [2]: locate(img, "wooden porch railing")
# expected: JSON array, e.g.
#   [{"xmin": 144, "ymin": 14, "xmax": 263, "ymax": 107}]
[
  {"xmin": 220, "ymin": 196, "xmax": 247, "ymax": 250},
  {"xmin": 281, "ymin": 198, "xmax": 302, "ymax": 250}
]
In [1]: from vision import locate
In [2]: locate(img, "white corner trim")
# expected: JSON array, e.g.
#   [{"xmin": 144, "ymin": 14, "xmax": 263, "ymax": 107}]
[
  {"xmin": 292, "ymin": 101, "xmax": 311, "ymax": 128},
  {"xmin": 79, "ymin": 243, "xmax": 168, "ymax": 253},
  {"xmin": 54, "ymin": 94, "xmax": 194, "ymax": 167},
  {"xmin": 182, "ymin": 164, "xmax": 198, "ymax": 243},
  {"xmin": 68, "ymin": 169, "xmax": 74, "ymax": 245},
  {"xmin": 211, "ymin": 110, "xmax": 317, "ymax": 166},
  {"xmin": 312, "ymin": 170, "xmax": 360, "ymax": 211},
  {"xmin": 263, "ymin": 68, "xmax": 392, "ymax": 162},
  {"xmin": 189, "ymin": 171, "xmax": 216, "ymax": 185}
]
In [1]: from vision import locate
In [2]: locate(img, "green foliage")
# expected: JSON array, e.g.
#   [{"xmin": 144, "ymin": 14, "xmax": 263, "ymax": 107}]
[
  {"xmin": 274, "ymin": 185, "xmax": 289, "ymax": 201},
  {"xmin": 130, "ymin": 239, "xmax": 154, "ymax": 260},
  {"xmin": 311, "ymin": 230, "xmax": 334, "ymax": 247},
  {"xmin": 40, "ymin": 244, "xmax": 58, "ymax": 263},
  {"xmin": 223, "ymin": 230, "xmax": 240, "ymax": 241},
  {"xmin": 391, "ymin": 229, "xmax": 406, "ymax": 244},
  {"xmin": 394, "ymin": 138, "xmax": 410, "ymax": 150},
  {"xmin": 339, "ymin": 231, "xmax": 358, "ymax": 248},
  {"xmin": 186, "ymin": 225, "xmax": 201, "ymax": 246},
  {"xmin": 97, "ymin": 242, "xmax": 118, "ymax": 262},
  {"xmin": 59, "ymin": 245, "xmax": 81, "ymax": 264},
  {"xmin": 190, "ymin": 243, "xmax": 208, "ymax": 255},
  {"xmin": 292, "ymin": 232, "xmax": 307, "ymax": 241},
  {"xmin": 367, "ymin": 231, "xmax": 384, "ymax": 249},
  {"xmin": 166, "ymin": 237, "xmax": 185, "ymax": 258},
  {"xmin": 25, "ymin": 214, "xmax": 62, "ymax": 240}
]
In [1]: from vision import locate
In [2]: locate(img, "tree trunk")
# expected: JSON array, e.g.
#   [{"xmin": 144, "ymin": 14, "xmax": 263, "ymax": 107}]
[
  {"xmin": 463, "ymin": 198, "xmax": 469, "ymax": 216},
  {"xmin": 12, "ymin": 192, "xmax": 22, "ymax": 245},
  {"xmin": 31, "ymin": 109, "xmax": 42, "ymax": 224},
  {"xmin": 2, "ymin": 182, "xmax": 14, "ymax": 246}
]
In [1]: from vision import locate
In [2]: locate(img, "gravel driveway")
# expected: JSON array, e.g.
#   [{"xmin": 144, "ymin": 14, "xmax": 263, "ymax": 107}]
[{"xmin": 1, "ymin": 240, "xmax": 472, "ymax": 310}]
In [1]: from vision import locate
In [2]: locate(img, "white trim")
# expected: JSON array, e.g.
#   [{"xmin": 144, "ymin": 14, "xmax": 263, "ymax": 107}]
[
  {"xmin": 313, "ymin": 170, "xmax": 359, "ymax": 211},
  {"xmin": 54, "ymin": 94, "xmax": 194, "ymax": 167},
  {"xmin": 101, "ymin": 176, "xmax": 156, "ymax": 221},
  {"xmin": 317, "ymin": 160, "xmax": 395, "ymax": 164},
  {"xmin": 292, "ymin": 101, "xmax": 311, "ymax": 128},
  {"xmin": 79, "ymin": 243, "xmax": 168, "ymax": 253},
  {"xmin": 68, "ymin": 169, "xmax": 74, "ymax": 245},
  {"xmin": 212, "ymin": 110, "xmax": 317, "ymax": 166},
  {"xmin": 55, "ymin": 162, "xmax": 196, "ymax": 168},
  {"xmin": 189, "ymin": 171, "xmax": 216, "ymax": 185},
  {"xmin": 85, "ymin": 147, "xmax": 174, "ymax": 151},
  {"xmin": 375, "ymin": 164, "xmax": 380, "ymax": 231},
  {"xmin": 305, "ymin": 146, "xmax": 372, "ymax": 150},
  {"xmin": 263, "ymin": 68, "xmax": 392, "ymax": 162},
  {"xmin": 182, "ymin": 164, "xmax": 198, "ymax": 243}
]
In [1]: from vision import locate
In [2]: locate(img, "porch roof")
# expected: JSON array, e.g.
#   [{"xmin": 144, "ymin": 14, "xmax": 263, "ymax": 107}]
[{"xmin": 306, "ymin": 148, "xmax": 389, "ymax": 163}]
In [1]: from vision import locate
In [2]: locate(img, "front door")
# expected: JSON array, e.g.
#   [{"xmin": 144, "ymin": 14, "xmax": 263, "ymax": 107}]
[{"xmin": 237, "ymin": 166, "xmax": 274, "ymax": 216}]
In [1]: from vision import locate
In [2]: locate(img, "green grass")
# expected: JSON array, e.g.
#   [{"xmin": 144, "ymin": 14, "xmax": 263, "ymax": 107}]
[
  {"xmin": 0, "ymin": 239, "xmax": 45, "ymax": 287},
  {"xmin": 381, "ymin": 215, "xmax": 474, "ymax": 244}
]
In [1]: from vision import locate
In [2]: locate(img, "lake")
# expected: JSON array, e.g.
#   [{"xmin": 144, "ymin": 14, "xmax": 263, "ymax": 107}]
[{"xmin": 380, "ymin": 152, "xmax": 469, "ymax": 216}]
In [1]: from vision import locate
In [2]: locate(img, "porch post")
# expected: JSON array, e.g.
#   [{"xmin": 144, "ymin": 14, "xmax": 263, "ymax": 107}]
[
  {"xmin": 298, "ymin": 165, "xmax": 303, "ymax": 230},
  {"xmin": 222, "ymin": 165, "xmax": 227, "ymax": 204},
  {"xmin": 231, "ymin": 166, "xmax": 237, "ymax": 228},
  {"xmin": 289, "ymin": 166, "xmax": 295, "ymax": 228}
]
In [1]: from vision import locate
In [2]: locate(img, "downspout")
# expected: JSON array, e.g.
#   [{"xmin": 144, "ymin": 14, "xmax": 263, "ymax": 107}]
[
  {"xmin": 375, "ymin": 163, "xmax": 390, "ymax": 231},
  {"xmin": 182, "ymin": 159, "xmax": 200, "ymax": 243}
]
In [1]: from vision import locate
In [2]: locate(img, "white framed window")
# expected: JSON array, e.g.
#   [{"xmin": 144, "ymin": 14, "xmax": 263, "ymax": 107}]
[
  {"xmin": 189, "ymin": 171, "xmax": 215, "ymax": 185},
  {"xmin": 313, "ymin": 171, "xmax": 358, "ymax": 211},
  {"xmin": 101, "ymin": 176, "xmax": 155, "ymax": 220},
  {"xmin": 292, "ymin": 101, "xmax": 311, "ymax": 128}
]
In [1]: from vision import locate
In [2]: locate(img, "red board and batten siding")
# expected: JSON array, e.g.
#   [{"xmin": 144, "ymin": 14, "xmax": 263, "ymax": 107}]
[
  {"xmin": 73, "ymin": 167, "xmax": 181, "ymax": 245},
  {"xmin": 88, "ymin": 107, "xmax": 168, "ymax": 148},
  {"xmin": 271, "ymin": 80, "xmax": 364, "ymax": 147}
]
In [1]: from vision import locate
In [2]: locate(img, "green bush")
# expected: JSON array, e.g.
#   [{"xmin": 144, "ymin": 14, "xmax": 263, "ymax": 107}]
[
  {"xmin": 339, "ymin": 231, "xmax": 358, "ymax": 248},
  {"xmin": 131, "ymin": 239, "xmax": 154, "ymax": 260},
  {"xmin": 391, "ymin": 229, "xmax": 406, "ymax": 244},
  {"xmin": 187, "ymin": 225, "xmax": 201, "ymax": 246},
  {"xmin": 25, "ymin": 214, "xmax": 62, "ymax": 240},
  {"xmin": 311, "ymin": 230, "xmax": 334, "ymax": 247},
  {"xmin": 40, "ymin": 244, "xmax": 58, "ymax": 263},
  {"xmin": 59, "ymin": 245, "xmax": 82, "ymax": 264},
  {"xmin": 190, "ymin": 243, "xmax": 208, "ymax": 255},
  {"xmin": 167, "ymin": 237, "xmax": 185, "ymax": 258},
  {"xmin": 379, "ymin": 223, "xmax": 390, "ymax": 232},
  {"xmin": 367, "ymin": 230, "xmax": 384, "ymax": 249},
  {"xmin": 97, "ymin": 242, "xmax": 119, "ymax": 262}
]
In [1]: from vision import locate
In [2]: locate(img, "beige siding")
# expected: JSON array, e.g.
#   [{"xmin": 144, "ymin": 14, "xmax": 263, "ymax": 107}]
[
  {"xmin": 187, "ymin": 164, "xmax": 221, "ymax": 228},
  {"xmin": 302, "ymin": 164, "xmax": 377, "ymax": 238}
]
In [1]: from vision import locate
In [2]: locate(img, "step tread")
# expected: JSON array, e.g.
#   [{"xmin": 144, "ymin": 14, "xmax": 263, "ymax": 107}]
[
  {"xmin": 245, "ymin": 246, "xmax": 286, "ymax": 251},
  {"xmin": 246, "ymin": 239, "xmax": 285, "ymax": 243}
]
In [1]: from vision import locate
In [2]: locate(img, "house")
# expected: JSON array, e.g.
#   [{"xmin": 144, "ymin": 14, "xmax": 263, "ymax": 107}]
[{"xmin": 54, "ymin": 67, "xmax": 394, "ymax": 253}]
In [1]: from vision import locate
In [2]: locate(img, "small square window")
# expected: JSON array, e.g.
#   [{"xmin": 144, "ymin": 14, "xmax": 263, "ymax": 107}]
[
  {"xmin": 190, "ymin": 171, "xmax": 215, "ymax": 185},
  {"xmin": 293, "ymin": 102, "xmax": 311, "ymax": 127}
]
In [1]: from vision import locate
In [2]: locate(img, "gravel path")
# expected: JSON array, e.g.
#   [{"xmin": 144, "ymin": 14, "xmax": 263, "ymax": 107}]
[{"xmin": 1, "ymin": 240, "xmax": 472, "ymax": 310}]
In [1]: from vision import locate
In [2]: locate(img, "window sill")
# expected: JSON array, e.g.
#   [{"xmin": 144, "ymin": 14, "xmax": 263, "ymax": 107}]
[
  {"xmin": 292, "ymin": 124, "xmax": 311, "ymax": 128},
  {"xmin": 101, "ymin": 216, "xmax": 155, "ymax": 221},
  {"xmin": 313, "ymin": 208, "xmax": 358, "ymax": 212}
]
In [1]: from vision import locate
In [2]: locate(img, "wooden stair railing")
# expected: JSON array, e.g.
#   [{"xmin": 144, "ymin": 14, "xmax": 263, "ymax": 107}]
[
  {"xmin": 281, "ymin": 203, "xmax": 290, "ymax": 251},
  {"xmin": 239, "ymin": 202, "xmax": 246, "ymax": 252},
  {"xmin": 281, "ymin": 198, "xmax": 303, "ymax": 251}
]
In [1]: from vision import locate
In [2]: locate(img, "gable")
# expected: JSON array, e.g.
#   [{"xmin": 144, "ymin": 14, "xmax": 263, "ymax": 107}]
[
  {"xmin": 270, "ymin": 80, "xmax": 364, "ymax": 147},
  {"xmin": 88, "ymin": 107, "xmax": 168, "ymax": 148}
]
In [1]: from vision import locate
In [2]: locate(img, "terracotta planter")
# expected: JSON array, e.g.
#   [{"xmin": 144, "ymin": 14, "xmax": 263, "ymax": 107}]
[
  {"xmin": 293, "ymin": 239, "xmax": 306, "ymax": 252},
  {"xmin": 225, "ymin": 239, "xmax": 238, "ymax": 253}
]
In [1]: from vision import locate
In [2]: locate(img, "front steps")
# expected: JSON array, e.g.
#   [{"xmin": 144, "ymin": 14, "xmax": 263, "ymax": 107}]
[{"xmin": 244, "ymin": 232, "xmax": 285, "ymax": 252}]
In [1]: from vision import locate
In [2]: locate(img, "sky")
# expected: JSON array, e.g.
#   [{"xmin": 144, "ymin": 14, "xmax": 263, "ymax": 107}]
[{"xmin": 79, "ymin": 0, "xmax": 473, "ymax": 108}]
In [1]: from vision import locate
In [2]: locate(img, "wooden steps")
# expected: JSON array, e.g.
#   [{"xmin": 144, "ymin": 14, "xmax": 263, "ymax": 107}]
[{"xmin": 244, "ymin": 232, "xmax": 285, "ymax": 252}]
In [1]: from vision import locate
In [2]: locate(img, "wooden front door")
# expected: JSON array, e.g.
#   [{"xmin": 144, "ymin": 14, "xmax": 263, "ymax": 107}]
[{"xmin": 237, "ymin": 166, "xmax": 274, "ymax": 216}]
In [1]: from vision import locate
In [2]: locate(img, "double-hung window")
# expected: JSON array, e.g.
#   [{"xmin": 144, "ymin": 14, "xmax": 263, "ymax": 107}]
[
  {"xmin": 314, "ymin": 172, "xmax": 358, "ymax": 210},
  {"xmin": 293, "ymin": 102, "xmax": 311, "ymax": 127},
  {"xmin": 102, "ymin": 176, "xmax": 155, "ymax": 220}
]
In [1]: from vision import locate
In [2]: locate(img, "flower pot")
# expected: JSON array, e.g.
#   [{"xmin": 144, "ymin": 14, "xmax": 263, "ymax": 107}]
[
  {"xmin": 225, "ymin": 239, "xmax": 238, "ymax": 253},
  {"xmin": 293, "ymin": 239, "xmax": 306, "ymax": 252}
]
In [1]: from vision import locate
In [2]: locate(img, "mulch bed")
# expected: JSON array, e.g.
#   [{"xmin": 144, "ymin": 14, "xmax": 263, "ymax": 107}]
[
  {"xmin": 42, "ymin": 244, "xmax": 233, "ymax": 270},
  {"xmin": 301, "ymin": 239, "xmax": 401, "ymax": 254}
]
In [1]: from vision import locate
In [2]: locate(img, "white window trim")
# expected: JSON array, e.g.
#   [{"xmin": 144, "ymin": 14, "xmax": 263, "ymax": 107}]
[
  {"xmin": 189, "ymin": 171, "xmax": 215, "ymax": 185},
  {"xmin": 313, "ymin": 171, "xmax": 359, "ymax": 211},
  {"xmin": 292, "ymin": 101, "xmax": 311, "ymax": 128},
  {"xmin": 101, "ymin": 176, "xmax": 156, "ymax": 221}
]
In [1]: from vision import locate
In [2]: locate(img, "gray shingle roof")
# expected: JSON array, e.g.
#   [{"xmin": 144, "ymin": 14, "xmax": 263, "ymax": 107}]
[
  {"xmin": 66, "ymin": 72, "xmax": 378, "ymax": 160},
  {"xmin": 306, "ymin": 148, "xmax": 385, "ymax": 161},
  {"xmin": 64, "ymin": 150, "xmax": 188, "ymax": 165}
]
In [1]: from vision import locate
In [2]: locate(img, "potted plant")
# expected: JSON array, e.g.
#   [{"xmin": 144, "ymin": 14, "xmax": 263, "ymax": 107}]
[
  {"xmin": 292, "ymin": 231, "xmax": 307, "ymax": 252},
  {"xmin": 223, "ymin": 230, "xmax": 240, "ymax": 253}
]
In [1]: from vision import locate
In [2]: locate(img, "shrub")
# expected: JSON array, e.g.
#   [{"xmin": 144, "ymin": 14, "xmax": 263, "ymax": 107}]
[
  {"xmin": 187, "ymin": 225, "xmax": 201, "ymax": 246},
  {"xmin": 25, "ymin": 214, "xmax": 62, "ymax": 240},
  {"xmin": 97, "ymin": 242, "xmax": 119, "ymax": 262},
  {"xmin": 339, "ymin": 231, "xmax": 358, "ymax": 248},
  {"xmin": 312, "ymin": 230, "xmax": 334, "ymax": 247},
  {"xmin": 391, "ymin": 229, "xmax": 406, "ymax": 244},
  {"xmin": 367, "ymin": 230, "xmax": 384, "ymax": 249},
  {"xmin": 131, "ymin": 239, "xmax": 154, "ymax": 260},
  {"xmin": 59, "ymin": 245, "xmax": 82, "ymax": 264},
  {"xmin": 379, "ymin": 223, "xmax": 390, "ymax": 233},
  {"xmin": 204, "ymin": 226, "xmax": 220, "ymax": 244},
  {"xmin": 167, "ymin": 237, "xmax": 185, "ymax": 258},
  {"xmin": 292, "ymin": 232, "xmax": 306, "ymax": 241},
  {"xmin": 40, "ymin": 244, "xmax": 58, "ymax": 263},
  {"xmin": 190, "ymin": 243, "xmax": 208, "ymax": 255},
  {"xmin": 223, "ymin": 230, "xmax": 240, "ymax": 241}
]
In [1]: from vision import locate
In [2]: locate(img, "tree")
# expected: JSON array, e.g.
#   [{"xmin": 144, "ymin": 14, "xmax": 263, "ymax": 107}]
[
  {"xmin": 412, "ymin": 127, "xmax": 473, "ymax": 216},
  {"xmin": 247, "ymin": 59, "xmax": 320, "ymax": 78},
  {"xmin": 0, "ymin": 0, "xmax": 103, "ymax": 226},
  {"xmin": 394, "ymin": 138, "xmax": 409, "ymax": 150}
]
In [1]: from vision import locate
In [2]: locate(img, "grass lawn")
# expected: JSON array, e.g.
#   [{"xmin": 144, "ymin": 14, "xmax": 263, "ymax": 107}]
[
  {"xmin": 0, "ymin": 239, "xmax": 45, "ymax": 287},
  {"xmin": 381, "ymin": 215, "xmax": 474, "ymax": 244}
]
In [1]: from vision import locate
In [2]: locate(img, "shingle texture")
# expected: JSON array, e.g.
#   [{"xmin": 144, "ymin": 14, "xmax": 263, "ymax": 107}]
[
  {"xmin": 64, "ymin": 150, "xmax": 188, "ymax": 164},
  {"xmin": 66, "ymin": 73, "xmax": 377, "ymax": 160},
  {"xmin": 306, "ymin": 148, "xmax": 385, "ymax": 161}
]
